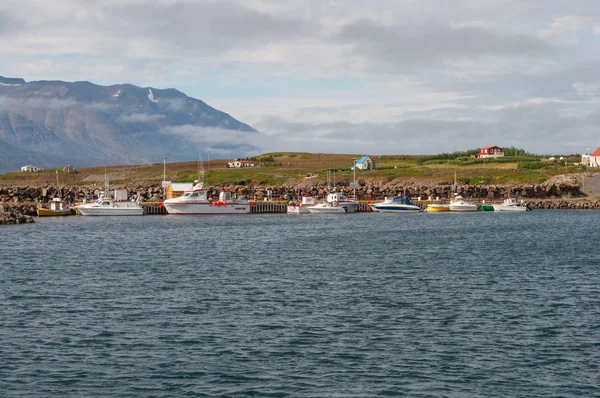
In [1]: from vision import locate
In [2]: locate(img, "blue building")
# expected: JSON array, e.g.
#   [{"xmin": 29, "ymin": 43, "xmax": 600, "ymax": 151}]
[{"xmin": 352, "ymin": 156, "xmax": 374, "ymax": 170}]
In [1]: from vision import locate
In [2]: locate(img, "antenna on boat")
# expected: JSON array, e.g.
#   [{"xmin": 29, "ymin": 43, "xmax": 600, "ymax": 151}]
[
  {"xmin": 105, "ymin": 165, "xmax": 109, "ymax": 193},
  {"xmin": 196, "ymin": 151, "xmax": 205, "ymax": 187}
]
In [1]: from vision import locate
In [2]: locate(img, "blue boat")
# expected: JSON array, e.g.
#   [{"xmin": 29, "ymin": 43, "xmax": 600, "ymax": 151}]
[{"xmin": 369, "ymin": 196, "xmax": 421, "ymax": 213}]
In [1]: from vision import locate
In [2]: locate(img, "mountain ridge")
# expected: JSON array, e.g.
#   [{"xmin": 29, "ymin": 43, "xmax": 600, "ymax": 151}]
[{"xmin": 0, "ymin": 76, "xmax": 257, "ymax": 173}]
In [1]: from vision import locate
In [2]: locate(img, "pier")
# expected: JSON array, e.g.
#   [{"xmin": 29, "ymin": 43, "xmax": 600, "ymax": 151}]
[
  {"xmin": 251, "ymin": 201, "xmax": 287, "ymax": 214},
  {"xmin": 141, "ymin": 202, "xmax": 168, "ymax": 215}
]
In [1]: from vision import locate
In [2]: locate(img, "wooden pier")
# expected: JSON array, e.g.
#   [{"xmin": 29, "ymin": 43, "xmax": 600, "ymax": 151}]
[
  {"xmin": 251, "ymin": 201, "xmax": 288, "ymax": 214},
  {"xmin": 141, "ymin": 202, "xmax": 168, "ymax": 215},
  {"xmin": 140, "ymin": 201, "xmax": 373, "ymax": 215}
]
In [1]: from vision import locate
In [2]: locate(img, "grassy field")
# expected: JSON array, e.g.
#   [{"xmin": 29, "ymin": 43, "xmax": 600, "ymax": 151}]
[{"xmin": 0, "ymin": 152, "xmax": 587, "ymax": 187}]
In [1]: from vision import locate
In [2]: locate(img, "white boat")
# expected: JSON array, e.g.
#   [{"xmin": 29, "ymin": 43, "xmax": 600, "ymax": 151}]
[
  {"xmin": 492, "ymin": 198, "xmax": 532, "ymax": 212},
  {"xmin": 370, "ymin": 196, "xmax": 421, "ymax": 213},
  {"xmin": 287, "ymin": 194, "xmax": 316, "ymax": 214},
  {"xmin": 76, "ymin": 194, "xmax": 143, "ymax": 216},
  {"xmin": 326, "ymin": 192, "xmax": 359, "ymax": 213},
  {"xmin": 163, "ymin": 182, "xmax": 250, "ymax": 214},
  {"xmin": 307, "ymin": 202, "xmax": 348, "ymax": 214},
  {"xmin": 449, "ymin": 195, "xmax": 478, "ymax": 212}
]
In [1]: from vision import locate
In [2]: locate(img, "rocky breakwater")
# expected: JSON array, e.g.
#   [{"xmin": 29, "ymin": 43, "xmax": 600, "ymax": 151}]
[
  {"xmin": 256, "ymin": 174, "xmax": 583, "ymax": 202},
  {"xmin": 0, "ymin": 184, "xmax": 164, "ymax": 216},
  {"xmin": 0, "ymin": 202, "xmax": 35, "ymax": 224},
  {"xmin": 528, "ymin": 199, "xmax": 600, "ymax": 210}
]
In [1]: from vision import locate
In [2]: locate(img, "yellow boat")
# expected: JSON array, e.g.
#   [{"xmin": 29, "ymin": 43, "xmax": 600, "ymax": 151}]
[
  {"xmin": 425, "ymin": 204, "xmax": 451, "ymax": 212},
  {"xmin": 37, "ymin": 197, "xmax": 71, "ymax": 217}
]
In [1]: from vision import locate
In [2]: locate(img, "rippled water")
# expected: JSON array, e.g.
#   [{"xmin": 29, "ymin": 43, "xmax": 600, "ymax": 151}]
[{"xmin": 1, "ymin": 211, "xmax": 599, "ymax": 397}]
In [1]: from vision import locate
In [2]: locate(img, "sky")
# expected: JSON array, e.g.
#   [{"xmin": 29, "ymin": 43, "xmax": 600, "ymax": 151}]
[{"xmin": 1, "ymin": 0, "xmax": 600, "ymax": 156}]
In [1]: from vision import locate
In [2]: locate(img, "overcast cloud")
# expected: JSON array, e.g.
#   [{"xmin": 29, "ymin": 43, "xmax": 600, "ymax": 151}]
[{"xmin": 1, "ymin": 0, "xmax": 600, "ymax": 155}]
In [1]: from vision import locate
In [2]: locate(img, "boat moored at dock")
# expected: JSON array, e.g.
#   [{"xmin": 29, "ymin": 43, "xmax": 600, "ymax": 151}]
[
  {"xmin": 307, "ymin": 202, "xmax": 348, "ymax": 214},
  {"xmin": 163, "ymin": 182, "xmax": 250, "ymax": 214},
  {"xmin": 37, "ymin": 197, "xmax": 71, "ymax": 217},
  {"xmin": 287, "ymin": 194, "xmax": 316, "ymax": 214},
  {"xmin": 493, "ymin": 198, "xmax": 532, "ymax": 212},
  {"xmin": 370, "ymin": 196, "xmax": 421, "ymax": 213},
  {"xmin": 76, "ymin": 193, "xmax": 143, "ymax": 216},
  {"xmin": 326, "ymin": 192, "xmax": 359, "ymax": 213},
  {"xmin": 449, "ymin": 195, "xmax": 478, "ymax": 212}
]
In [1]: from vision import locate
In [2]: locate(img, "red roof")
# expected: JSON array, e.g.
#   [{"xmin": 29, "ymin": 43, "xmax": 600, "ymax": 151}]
[
  {"xmin": 480, "ymin": 146, "xmax": 502, "ymax": 150},
  {"xmin": 591, "ymin": 147, "xmax": 600, "ymax": 157}
]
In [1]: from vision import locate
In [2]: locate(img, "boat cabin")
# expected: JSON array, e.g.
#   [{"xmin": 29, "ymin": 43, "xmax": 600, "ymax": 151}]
[
  {"xmin": 219, "ymin": 191, "xmax": 233, "ymax": 202},
  {"xmin": 299, "ymin": 194, "xmax": 315, "ymax": 206},
  {"xmin": 390, "ymin": 196, "xmax": 415, "ymax": 205},
  {"xmin": 50, "ymin": 198, "xmax": 65, "ymax": 211},
  {"xmin": 180, "ymin": 188, "xmax": 208, "ymax": 201}
]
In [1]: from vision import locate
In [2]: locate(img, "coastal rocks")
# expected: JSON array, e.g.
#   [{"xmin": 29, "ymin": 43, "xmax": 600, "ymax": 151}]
[
  {"xmin": 0, "ymin": 203, "xmax": 35, "ymax": 224},
  {"xmin": 529, "ymin": 199, "xmax": 600, "ymax": 210}
]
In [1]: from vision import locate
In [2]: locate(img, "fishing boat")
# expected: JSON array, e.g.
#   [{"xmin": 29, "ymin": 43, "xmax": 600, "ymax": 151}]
[
  {"xmin": 493, "ymin": 198, "xmax": 532, "ymax": 212},
  {"xmin": 75, "ymin": 192, "xmax": 144, "ymax": 216},
  {"xmin": 307, "ymin": 202, "xmax": 347, "ymax": 214},
  {"xmin": 449, "ymin": 195, "xmax": 478, "ymax": 212},
  {"xmin": 163, "ymin": 182, "xmax": 250, "ymax": 214},
  {"xmin": 370, "ymin": 196, "xmax": 421, "ymax": 213},
  {"xmin": 326, "ymin": 192, "xmax": 359, "ymax": 213},
  {"xmin": 37, "ymin": 197, "xmax": 71, "ymax": 217},
  {"xmin": 425, "ymin": 203, "xmax": 451, "ymax": 212},
  {"xmin": 287, "ymin": 194, "xmax": 316, "ymax": 214},
  {"xmin": 37, "ymin": 171, "xmax": 72, "ymax": 217}
]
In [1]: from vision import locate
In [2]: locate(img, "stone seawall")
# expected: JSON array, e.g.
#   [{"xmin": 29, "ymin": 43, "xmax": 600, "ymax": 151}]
[
  {"xmin": 0, "ymin": 203, "xmax": 35, "ymax": 224},
  {"xmin": 1, "ymin": 173, "xmax": 597, "ymax": 216}
]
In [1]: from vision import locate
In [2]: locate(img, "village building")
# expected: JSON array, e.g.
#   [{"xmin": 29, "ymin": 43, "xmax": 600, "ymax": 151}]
[
  {"xmin": 20, "ymin": 165, "xmax": 43, "ymax": 172},
  {"xmin": 476, "ymin": 146, "xmax": 504, "ymax": 158},
  {"xmin": 588, "ymin": 147, "xmax": 600, "ymax": 168},
  {"xmin": 352, "ymin": 156, "xmax": 374, "ymax": 170},
  {"xmin": 228, "ymin": 159, "xmax": 254, "ymax": 168},
  {"xmin": 165, "ymin": 182, "xmax": 194, "ymax": 199}
]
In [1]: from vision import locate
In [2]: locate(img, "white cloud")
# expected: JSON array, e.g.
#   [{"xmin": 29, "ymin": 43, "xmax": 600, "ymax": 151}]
[
  {"xmin": 538, "ymin": 15, "xmax": 590, "ymax": 38},
  {"xmin": 117, "ymin": 113, "xmax": 167, "ymax": 123},
  {"xmin": 1, "ymin": 0, "xmax": 600, "ymax": 156}
]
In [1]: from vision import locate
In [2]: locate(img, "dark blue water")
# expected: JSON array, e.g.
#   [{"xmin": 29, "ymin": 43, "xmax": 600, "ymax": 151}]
[{"xmin": 1, "ymin": 211, "xmax": 599, "ymax": 397}]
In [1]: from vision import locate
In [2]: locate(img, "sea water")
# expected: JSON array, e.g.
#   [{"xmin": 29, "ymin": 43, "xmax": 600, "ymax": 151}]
[{"xmin": 1, "ymin": 211, "xmax": 599, "ymax": 397}]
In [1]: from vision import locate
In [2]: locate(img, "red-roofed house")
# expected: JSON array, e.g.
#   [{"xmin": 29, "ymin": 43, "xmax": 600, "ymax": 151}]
[
  {"xmin": 589, "ymin": 147, "xmax": 600, "ymax": 167},
  {"xmin": 476, "ymin": 146, "xmax": 504, "ymax": 158}
]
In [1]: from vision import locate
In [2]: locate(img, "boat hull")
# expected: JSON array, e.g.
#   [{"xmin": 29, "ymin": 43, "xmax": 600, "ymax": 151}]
[
  {"xmin": 164, "ymin": 202, "xmax": 250, "ymax": 214},
  {"xmin": 370, "ymin": 204, "xmax": 421, "ymax": 213},
  {"xmin": 449, "ymin": 204, "xmax": 478, "ymax": 212},
  {"xmin": 425, "ymin": 204, "xmax": 450, "ymax": 212},
  {"xmin": 480, "ymin": 204, "xmax": 495, "ymax": 211},
  {"xmin": 287, "ymin": 205, "xmax": 313, "ymax": 214},
  {"xmin": 37, "ymin": 208, "xmax": 71, "ymax": 217},
  {"xmin": 76, "ymin": 206, "xmax": 144, "ymax": 216},
  {"xmin": 307, "ymin": 205, "xmax": 347, "ymax": 214},
  {"xmin": 492, "ymin": 204, "xmax": 530, "ymax": 212}
]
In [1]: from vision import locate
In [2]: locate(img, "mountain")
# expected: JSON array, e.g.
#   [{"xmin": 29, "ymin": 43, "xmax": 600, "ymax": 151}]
[{"xmin": 0, "ymin": 76, "xmax": 257, "ymax": 174}]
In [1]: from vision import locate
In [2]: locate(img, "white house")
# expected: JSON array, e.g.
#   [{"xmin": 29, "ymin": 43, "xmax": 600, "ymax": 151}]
[
  {"xmin": 20, "ymin": 165, "xmax": 43, "ymax": 172},
  {"xmin": 228, "ymin": 159, "xmax": 254, "ymax": 168},
  {"xmin": 352, "ymin": 156, "xmax": 374, "ymax": 170},
  {"xmin": 588, "ymin": 147, "xmax": 600, "ymax": 168}
]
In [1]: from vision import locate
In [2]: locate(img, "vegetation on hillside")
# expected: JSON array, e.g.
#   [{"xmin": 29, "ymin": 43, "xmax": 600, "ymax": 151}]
[{"xmin": 0, "ymin": 149, "xmax": 589, "ymax": 187}]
